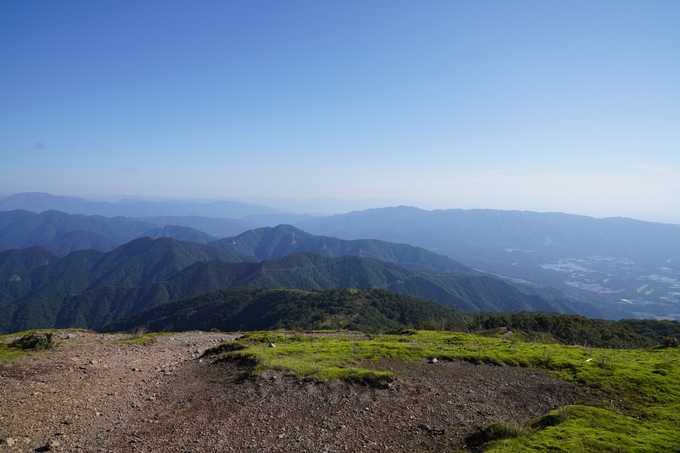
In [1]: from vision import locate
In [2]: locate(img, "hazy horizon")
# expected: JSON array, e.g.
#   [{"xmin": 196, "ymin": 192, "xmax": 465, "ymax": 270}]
[
  {"xmin": 3, "ymin": 190, "xmax": 680, "ymax": 225},
  {"xmin": 2, "ymin": 1, "xmax": 679, "ymax": 223}
]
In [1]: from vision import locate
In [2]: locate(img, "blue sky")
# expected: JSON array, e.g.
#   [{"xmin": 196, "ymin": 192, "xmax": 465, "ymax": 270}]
[{"xmin": 1, "ymin": 1, "xmax": 679, "ymax": 221}]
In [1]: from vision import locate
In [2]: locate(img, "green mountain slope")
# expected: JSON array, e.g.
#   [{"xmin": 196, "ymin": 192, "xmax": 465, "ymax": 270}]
[
  {"xmin": 0, "ymin": 249, "xmax": 105, "ymax": 307},
  {"xmin": 0, "ymin": 247, "xmax": 62, "ymax": 276},
  {"xmin": 0, "ymin": 251, "xmax": 607, "ymax": 333},
  {"xmin": 211, "ymin": 224, "xmax": 472, "ymax": 273},
  {"xmin": 0, "ymin": 237, "xmax": 248, "ymax": 307},
  {"xmin": 101, "ymin": 287, "xmax": 462, "ymax": 334}
]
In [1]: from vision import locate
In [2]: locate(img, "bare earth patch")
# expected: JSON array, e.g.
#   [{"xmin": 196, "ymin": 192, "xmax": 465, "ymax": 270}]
[{"xmin": 1, "ymin": 332, "xmax": 583, "ymax": 452}]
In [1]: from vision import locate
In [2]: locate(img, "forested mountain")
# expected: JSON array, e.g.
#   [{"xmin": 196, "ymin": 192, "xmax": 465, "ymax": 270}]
[
  {"xmin": 211, "ymin": 224, "xmax": 472, "ymax": 273},
  {"xmin": 0, "ymin": 210, "xmax": 155, "ymax": 253},
  {"xmin": 0, "ymin": 237, "xmax": 247, "ymax": 307},
  {"xmin": 0, "ymin": 210, "xmax": 257, "ymax": 253},
  {"xmin": 101, "ymin": 287, "xmax": 462, "ymax": 334},
  {"xmin": 0, "ymin": 250, "xmax": 609, "ymax": 334},
  {"xmin": 0, "ymin": 247, "xmax": 62, "ymax": 276},
  {"xmin": 296, "ymin": 206, "xmax": 680, "ymax": 320}
]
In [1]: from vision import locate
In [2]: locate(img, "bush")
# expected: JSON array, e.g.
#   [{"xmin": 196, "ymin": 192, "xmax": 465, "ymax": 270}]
[
  {"xmin": 10, "ymin": 332, "xmax": 54, "ymax": 350},
  {"xmin": 130, "ymin": 326, "xmax": 148, "ymax": 339},
  {"xmin": 663, "ymin": 336, "xmax": 679, "ymax": 348}
]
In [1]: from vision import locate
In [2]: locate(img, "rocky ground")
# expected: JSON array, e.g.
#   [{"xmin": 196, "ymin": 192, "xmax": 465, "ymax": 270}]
[{"xmin": 0, "ymin": 331, "xmax": 585, "ymax": 452}]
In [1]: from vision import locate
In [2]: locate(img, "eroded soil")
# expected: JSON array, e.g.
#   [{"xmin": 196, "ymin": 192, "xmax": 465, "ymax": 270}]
[{"xmin": 0, "ymin": 332, "xmax": 585, "ymax": 452}]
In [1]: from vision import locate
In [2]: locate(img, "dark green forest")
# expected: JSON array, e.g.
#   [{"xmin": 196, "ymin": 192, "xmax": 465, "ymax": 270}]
[{"xmin": 101, "ymin": 287, "xmax": 462, "ymax": 333}]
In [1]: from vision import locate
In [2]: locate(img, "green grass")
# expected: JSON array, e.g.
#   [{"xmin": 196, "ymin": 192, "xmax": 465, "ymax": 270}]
[
  {"xmin": 0, "ymin": 342, "xmax": 28, "ymax": 362},
  {"xmin": 210, "ymin": 329, "xmax": 680, "ymax": 452}
]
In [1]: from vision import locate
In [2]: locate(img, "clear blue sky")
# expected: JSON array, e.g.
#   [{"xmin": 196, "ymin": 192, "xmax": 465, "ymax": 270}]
[{"xmin": 1, "ymin": 1, "xmax": 679, "ymax": 221}]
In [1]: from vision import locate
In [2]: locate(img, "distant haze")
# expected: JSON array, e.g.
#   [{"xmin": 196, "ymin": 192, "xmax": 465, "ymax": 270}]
[{"xmin": 1, "ymin": 1, "xmax": 678, "ymax": 224}]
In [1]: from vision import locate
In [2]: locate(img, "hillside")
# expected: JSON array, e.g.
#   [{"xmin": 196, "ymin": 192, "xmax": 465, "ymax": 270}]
[
  {"xmin": 0, "ymin": 247, "xmax": 62, "ymax": 276},
  {"xmin": 0, "ymin": 237, "xmax": 247, "ymax": 307},
  {"xmin": 0, "ymin": 209, "xmax": 155, "ymax": 253},
  {"xmin": 0, "ymin": 251, "xmax": 608, "ymax": 333},
  {"xmin": 211, "ymin": 224, "xmax": 473, "ymax": 273},
  {"xmin": 101, "ymin": 287, "xmax": 462, "ymax": 333},
  {"xmin": 0, "ymin": 209, "xmax": 259, "ymax": 253}
]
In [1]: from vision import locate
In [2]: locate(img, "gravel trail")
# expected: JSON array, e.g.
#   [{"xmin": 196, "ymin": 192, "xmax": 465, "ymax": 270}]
[{"xmin": 0, "ymin": 331, "xmax": 583, "ymax": 452}]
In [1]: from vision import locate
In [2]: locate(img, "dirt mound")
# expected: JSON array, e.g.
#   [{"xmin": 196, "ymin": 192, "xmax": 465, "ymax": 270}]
[{"xmin": 0, "ymin": 331, "xmax": 584, "ymax": 452}]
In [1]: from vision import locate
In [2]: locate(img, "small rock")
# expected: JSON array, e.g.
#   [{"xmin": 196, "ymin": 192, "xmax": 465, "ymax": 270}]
[
  {"xmin": 3, "ymin": 437, "xmax": 15, "ymax": 447},
  {"xmin": 268, "ymin": 343, "xmax": 276, "ymax": 348},
  {"xmin": 429, "ymin": 358, "xmax": 438, "ymax": 364},
  {"xmin": 66, "ymin": 333, "xmax": 75, "ymax": 339},
  {"xmin": 49, "ymin": 439, "xmax": 61, "ymax": 447}
]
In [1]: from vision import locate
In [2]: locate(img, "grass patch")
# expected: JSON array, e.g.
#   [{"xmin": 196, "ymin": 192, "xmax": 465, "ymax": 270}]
[
  {"xmin": 0, "ymin": 342, "xmax": 28, "ymax": 362},
  {"xmin": 210, "ymin": 329, "xmax": 680, "ymax": 451},
  {"xmin": 466, "ymin": 420, "xmax": 534, "ymax": 451}
]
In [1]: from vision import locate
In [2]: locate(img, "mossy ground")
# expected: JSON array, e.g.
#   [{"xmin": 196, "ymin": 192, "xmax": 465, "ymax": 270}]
[{"xmin": 211, "ymin": 329, "xmax": 680, "ymax": 452}]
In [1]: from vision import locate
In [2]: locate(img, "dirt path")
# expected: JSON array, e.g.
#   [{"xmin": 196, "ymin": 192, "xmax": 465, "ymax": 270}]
[{"xmin": 1, "ymin": 332, "xmax": 583, "ymax": 452}]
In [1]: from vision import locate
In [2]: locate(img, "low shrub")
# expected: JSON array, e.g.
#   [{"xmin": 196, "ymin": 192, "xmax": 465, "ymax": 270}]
[
  {"xmin": 663, "ymin": 336, "xmax": 679, "ymax": 348},
  {"xmin": 10, "ymin": 332, "xmax": 54, "ymax": 350}
]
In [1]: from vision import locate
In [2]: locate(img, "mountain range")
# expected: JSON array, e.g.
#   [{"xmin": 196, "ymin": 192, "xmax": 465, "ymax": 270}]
[
  {"xmin": 0, "ymin": 192, "xmax": 282, "ymax": 219},
  {"xmin": 297, "ymin": 206, "xmax": 680, "ymax": 320},
  {"xmin": 2, "ymin": 191, "xmax": 678, "ymax": 331},
  {"xmin": 0, "ymin": 211, "xmax": 471, "ymax": 275},
  {"xmin": 0, "ymin": 237, "xmax": 607, "ymax": 333}
]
